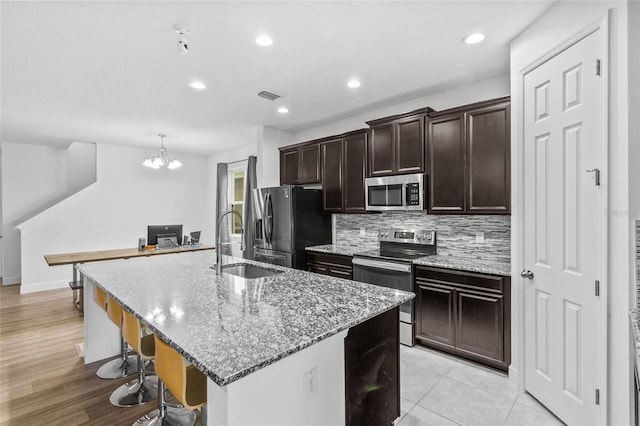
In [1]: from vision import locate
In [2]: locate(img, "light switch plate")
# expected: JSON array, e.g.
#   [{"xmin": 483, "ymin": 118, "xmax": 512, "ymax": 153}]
[
  {"xmin": 476, "ymin": 231, "xmax": 485, "ymax": 243},
  {"xmin": 359, "ymin": 227, "xmax": 366, "ymax": 236}
]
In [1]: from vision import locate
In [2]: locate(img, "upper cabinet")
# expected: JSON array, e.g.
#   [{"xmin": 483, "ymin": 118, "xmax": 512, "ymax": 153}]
[
  {"xmin": 279, "ymin": 142, "xmax": 321, "ymax": 185},
  {"xmin": 322, "ymin": 130, "xmax": 368, "ymax": 213},
  {"xmin": 427, "ymin": 97, "xmax": 510, "ymax": 215},
  {"xmin": 366, "ymin": 108, "xmax": 432, "ymax": 177}
]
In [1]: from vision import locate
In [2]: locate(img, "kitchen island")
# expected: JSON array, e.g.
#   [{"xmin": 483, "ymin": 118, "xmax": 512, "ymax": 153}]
[{"xmin": 78, "ymin": 250, "xmax": 413, "ymax": 425}]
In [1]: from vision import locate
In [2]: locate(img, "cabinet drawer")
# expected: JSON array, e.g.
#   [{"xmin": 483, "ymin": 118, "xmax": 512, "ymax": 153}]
[
  {"xmin": 307, "ymin": 252, "xmax": 353, "ymax": 280},
  {"xmin": 415, "ymin": 266, "xmax": 504, "ymax": 293}
]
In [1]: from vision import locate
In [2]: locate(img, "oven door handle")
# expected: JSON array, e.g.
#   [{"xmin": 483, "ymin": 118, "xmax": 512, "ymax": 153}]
[{"xmin": 352, "ymin": 257, "xmax": 412, "ymax": 273}]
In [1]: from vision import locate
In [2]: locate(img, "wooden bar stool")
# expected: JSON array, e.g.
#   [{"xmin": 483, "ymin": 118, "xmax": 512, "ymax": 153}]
[
  {"xmin": 95, "ymin": 289, "xmax": 138, "ymax": 380},
  {"xmin": 110, "ymin": 304, "xmax": 158, "ymax": 407},
  {"xmin": 133, "ymin": 335, "xmax": 207, "ymax": 426}
]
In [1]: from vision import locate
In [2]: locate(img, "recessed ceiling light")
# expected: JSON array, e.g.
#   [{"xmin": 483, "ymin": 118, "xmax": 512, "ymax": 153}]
[
  {"xmin": 277, "ymin": 107, "xmax": 289, "ymax": 114},
  {"xmin": 347, "ymin": 79, "xmax": 361, "ymax": 88},
  {"xmin": 188, "ymin": 81, "xmax": 206, "ymax": 90},
  {"xmin": 256, "ymin": 35, "xmax": 273, "ymax": 47},
  {"xmin": 463, "ymin": 33, "xmax": 485, "ymax": 45}
]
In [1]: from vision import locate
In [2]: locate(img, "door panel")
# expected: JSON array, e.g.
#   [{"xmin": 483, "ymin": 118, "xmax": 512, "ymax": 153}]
[
  {"xmin": 415, "ymin": 282, "xmax": 455, "ymax": 347},
  {"xmin": 427, "ymin": 114, "xmax": 465, "ymax": 212},
  {"xmin": 343, "ymin": 132, "xmax": 367, "ymax": 213},
  {"xmin": 368, "ymin": 122, "xmax": 395, "ymax": 177},
  {"xmin": 456, "ymin": 289, "xmax": 503, "ymax": 362},
  {"xmin": 395, "ymin": 115, "xmax": 424, "ymax": 174},
  {"xmin": 523, "ymin": 29, "xmax": 603, "ymax": 425},
  {"xmin": 322, "ymin": 139, "xmax": 343, "ymax": 212}
]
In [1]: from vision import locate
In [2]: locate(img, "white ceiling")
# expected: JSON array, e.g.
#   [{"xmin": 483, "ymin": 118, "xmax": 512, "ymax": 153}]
[{"xmin": 1, "ymin": 1, "xmax": 554, "ymax": 155}]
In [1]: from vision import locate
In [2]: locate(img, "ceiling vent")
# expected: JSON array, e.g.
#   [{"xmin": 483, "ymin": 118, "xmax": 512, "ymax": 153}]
[{"xmin": 257, "ymin": 90, "xmax": 281, "ymax": 101}]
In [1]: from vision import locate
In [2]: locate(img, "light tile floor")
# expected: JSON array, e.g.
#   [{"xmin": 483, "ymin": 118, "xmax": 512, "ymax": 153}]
[{"xmin": 398, "ymin": 345, "xmax": 566, "ymax": 426}]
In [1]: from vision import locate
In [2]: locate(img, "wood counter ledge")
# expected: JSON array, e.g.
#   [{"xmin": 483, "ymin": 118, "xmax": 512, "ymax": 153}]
[{"xmin": 44, "ymin": 244, "xmax": 214, "ymax": 266}]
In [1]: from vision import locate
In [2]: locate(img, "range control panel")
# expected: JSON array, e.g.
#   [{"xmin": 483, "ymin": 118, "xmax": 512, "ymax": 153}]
[{"xmin": 378, "ymin": 228, "xmax": 436, "ymax": 246}]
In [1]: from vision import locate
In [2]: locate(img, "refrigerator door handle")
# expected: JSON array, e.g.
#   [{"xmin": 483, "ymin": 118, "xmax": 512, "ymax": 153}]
[{"xmin": 265, "ymin": 192, "xmax": 274, "ymax": 243}]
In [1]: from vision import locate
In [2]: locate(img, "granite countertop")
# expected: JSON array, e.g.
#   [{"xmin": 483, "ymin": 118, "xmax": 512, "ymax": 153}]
[
  {"xmin": 412, "ymin": 254, "xmax": 511, "ymax": 276},
  {"xmin": 307, "ymin": 244, "xmax": 511, "ymax": 276},
  {"xmin": 306, "ymin": 243, "xmax": 377, "ymax": 257},
  {"xmin": 630, "ymin": 310, "xmax": 640, "ymax": 372},
  {"xmin": 77, "ymin": 251, "xmax": 413, "ymax": 386}
]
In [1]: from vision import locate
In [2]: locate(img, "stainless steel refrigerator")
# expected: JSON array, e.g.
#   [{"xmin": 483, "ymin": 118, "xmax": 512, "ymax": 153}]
[{"xmin": 252, "ymin": 185, "xmax": 332, "ymax": 269}]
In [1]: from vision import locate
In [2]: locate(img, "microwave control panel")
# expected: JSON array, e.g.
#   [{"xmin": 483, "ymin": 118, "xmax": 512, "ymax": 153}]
[{"xmin": 405, "ymin": 183, "xmax": 421, "ymax": 206}]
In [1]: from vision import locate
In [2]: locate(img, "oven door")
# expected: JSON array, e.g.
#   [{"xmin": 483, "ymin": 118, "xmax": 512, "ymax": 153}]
[{"xmin": 352, "ymin": 257, "xmax": 415, "ymax": 346}]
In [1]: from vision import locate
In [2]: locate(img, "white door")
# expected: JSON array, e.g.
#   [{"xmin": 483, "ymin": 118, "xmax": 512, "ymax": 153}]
[{"xmin": 523, "ymin": 29, "xmax": 604, "ymax": 425}]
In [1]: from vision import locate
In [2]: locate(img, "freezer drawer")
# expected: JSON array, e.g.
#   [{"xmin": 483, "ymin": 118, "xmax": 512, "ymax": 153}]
[{"xmin": 254, "ymin": 247, "xmax": 292, "ymax": 268}]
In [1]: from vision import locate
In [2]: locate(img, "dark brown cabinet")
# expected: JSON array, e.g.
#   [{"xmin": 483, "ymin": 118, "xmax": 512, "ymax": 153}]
[
  {"xmin": 366, "ymin": 108, "xmax": 432, "ymax": 177},
  {"xmin": 321, "ymin": 130, "xmax": 368, "ymax": 214},
  {"xmin": 345, "ymin": 306, "xmax": 399, "ymax": 426},
  {"xmin": 279, "ymin": 142, "xmax": 321, "ymax": 185},
  {"xmin": 415, "ymin": 266, "xmax": 511, "ymax": 371},
  {"xmin": 426, "ymin": 96, "xmax": 510, "ymax": 214},
  {"xmin": 306, "ymin": 251, "xmax": 353, "ymax": 280}
]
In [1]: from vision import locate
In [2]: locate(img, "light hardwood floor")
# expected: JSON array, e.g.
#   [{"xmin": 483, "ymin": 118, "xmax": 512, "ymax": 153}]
[{"xmin": 0, "ymin": 285, "xmax": 162, "ymax": 425}]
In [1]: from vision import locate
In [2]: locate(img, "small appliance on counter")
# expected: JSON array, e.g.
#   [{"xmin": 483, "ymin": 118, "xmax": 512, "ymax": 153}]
[
  {"xmin": 252, "ymin": 185, "xmax": 332, "ymax": 269},
  {"xmin": 352, "ymin": 228, "xmax": 436, "ymax": 346}
]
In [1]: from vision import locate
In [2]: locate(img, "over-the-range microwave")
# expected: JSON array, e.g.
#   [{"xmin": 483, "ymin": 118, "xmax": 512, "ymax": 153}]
[{"xmin": 365, "ymin": 173, "xmax": 424, "ymax": 211}]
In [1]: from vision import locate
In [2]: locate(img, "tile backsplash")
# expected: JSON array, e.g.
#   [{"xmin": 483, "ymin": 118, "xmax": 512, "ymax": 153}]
[{"xmin": 334, "ymin": 212, "xmax": 510, "ymax": 263}]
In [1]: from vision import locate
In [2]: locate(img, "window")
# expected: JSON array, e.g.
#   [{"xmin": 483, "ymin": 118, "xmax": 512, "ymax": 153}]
[{"xmin": 228, "ymin": 163, "xmax": 246, "ymax": 235}]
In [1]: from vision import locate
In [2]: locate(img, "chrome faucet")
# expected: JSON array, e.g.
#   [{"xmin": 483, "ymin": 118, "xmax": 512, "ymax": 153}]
[{"xmin": 216, "ymin": 210, "xmax": 245, "ymax": 275}]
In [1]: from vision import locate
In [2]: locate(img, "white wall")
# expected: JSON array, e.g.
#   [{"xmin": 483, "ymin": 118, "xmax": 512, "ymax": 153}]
[
  {"xmin": 257, "ymin": 126, "xmax": 294, "ymax": 188},
  {"xmin": 510, "ymin": 2, "xmax": 634, "ymax": 424},
  {"xmin": 2, "ymin": 142, "xmax": 68, "ymax": 284},
  {"xmin": 291, "ymin": 75, "xmax": 509, "ymax": 144},
  {"xmin": 17, "ymin": 143, "xmax": 210, "ymax": 293},
  {"xmin": 66, "ymin": 142, "xmax": 97, "ymax": 194}
]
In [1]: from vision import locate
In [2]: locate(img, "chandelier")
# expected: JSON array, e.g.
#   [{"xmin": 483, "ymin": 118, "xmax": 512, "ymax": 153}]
[{"xmin": 143, "ymin": 134, "xmax": 182, "ymax": 170}]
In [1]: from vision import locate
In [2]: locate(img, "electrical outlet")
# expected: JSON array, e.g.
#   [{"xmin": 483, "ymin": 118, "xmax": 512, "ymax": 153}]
[
  {"xmin": 304, "ymin": 366, "xmax": 318, "ymax": 394},
  {"xmin": 476, "ymin": 231, "xmax": 485, "ymax": 243},
  {"xmin": 359, "ymin": 227, "xmax": 366, "ymax": 236}
]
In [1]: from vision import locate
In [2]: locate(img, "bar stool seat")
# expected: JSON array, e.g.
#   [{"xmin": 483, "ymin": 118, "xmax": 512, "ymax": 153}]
[
  {"xmin": 95, "ymin": 287, "xmax": 138, "ymax": 380},
  {"xmin": 133, "ymin": 335, "xmax": 207, "ymax": 426},
  {"xmin": 110, "ymin": 302, "xmax": 158, "ymax": 407}
]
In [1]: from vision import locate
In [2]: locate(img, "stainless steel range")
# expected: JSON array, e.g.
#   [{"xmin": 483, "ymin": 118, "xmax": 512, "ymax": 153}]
[{"xmin": 352, "ymin": 228, "xmax": 436, "ymax": 346}]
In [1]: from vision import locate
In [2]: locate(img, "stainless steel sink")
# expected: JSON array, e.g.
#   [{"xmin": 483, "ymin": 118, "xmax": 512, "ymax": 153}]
[{"xmin": 220, "ymin": 263, "xmax": 283, "ymax": 279}]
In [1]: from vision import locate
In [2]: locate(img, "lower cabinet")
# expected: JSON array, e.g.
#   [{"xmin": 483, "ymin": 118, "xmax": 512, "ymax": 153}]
[
  {"xmin": 306, "ymin": 251, "xmax": 353, "ymax": 280},
  {"xmin": 415, "ymin": 266, "xmax": 511, "ymax": 371},
  {"xmin": 345, "ymin": 306, "xmax": 399, "ymax": 426}
]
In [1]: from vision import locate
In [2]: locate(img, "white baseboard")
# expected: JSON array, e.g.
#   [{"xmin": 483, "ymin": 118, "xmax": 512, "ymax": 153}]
[
  {"xmin": 2, "ymin": 275, "xmax": 21, "ymax": 285},
  {"xmin": 20, "ymin": 279, "xmax": 68, "ymax": 294}
]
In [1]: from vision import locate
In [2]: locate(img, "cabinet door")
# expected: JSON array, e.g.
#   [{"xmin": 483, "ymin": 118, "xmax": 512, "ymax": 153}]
[
  {"xmin": 368, "ymin": 122, "xmax": 395, "ymax": 177},
  {"xmin": 466, "ymin": 102, "xmax": 510, "ymax": 213},
  {"xmin": 321, "ymin": 139, "xmax": 344, "ymax": 213},
  {"xmin": 415, "ymin": 280, "xmax": 456, "ymax": 348},
  {"xmin": 345, "ymin": 307, "xmax": 399, "ymax": 426},
  {"xmin": 456, "ymin": 289, "xmax": 504, "ymax": 363},
  {"xmin": 299, "ymin": 144, "xmax": 321, "ymax": 184},
  {"xmin": 395, "ymin": 115, "xmax": 424, "ymax": 174},
  {"xmin": 280, "ymin": 149, "xmax": 299, "ymax": 185},
  {"xmin": 427, "ymin": 114, "xmax": 465, "ymax": 213},
  {"xmin": 343, "ymin": 132, "xmax": 367, "ymax": 213}
]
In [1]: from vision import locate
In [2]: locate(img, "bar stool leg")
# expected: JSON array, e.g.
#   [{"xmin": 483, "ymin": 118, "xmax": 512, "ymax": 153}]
[
  {"xmin": 110, "ymin": 354, "xmax": 158, "ymax": 407},
  {"xmin": 96, "ymin": 334, "xmax": 138, "ymax": 379},
  {"xmin": 132, "ymin": 379, "xmax": 197, "ymax": 426}
]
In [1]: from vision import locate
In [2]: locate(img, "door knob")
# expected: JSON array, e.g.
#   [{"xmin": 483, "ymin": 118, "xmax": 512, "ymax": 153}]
[{"xmin": 521, "ymin": 270, "xmax": 534, "ymax": 280}]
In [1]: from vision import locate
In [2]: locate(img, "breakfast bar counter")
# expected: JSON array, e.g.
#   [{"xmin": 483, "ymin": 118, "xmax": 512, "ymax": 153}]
[{"xmin": 77, "ymin": 250, "xmax": 413, "ymax": 425}]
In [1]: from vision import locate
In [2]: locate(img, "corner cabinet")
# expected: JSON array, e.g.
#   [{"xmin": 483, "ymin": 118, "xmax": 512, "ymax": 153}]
[
  {"xmin": 427, "ymin": 97, "xmax": 510, "ymax": 214},
  {"xmin": 321, "ymin": 130, "xmax": 368, "ymax": 214},
  {"xmin": 414, "ymin": 266, "xmax": 511, "ymax": 371},
  {"xmin": 366, "ymin": 108, "xmax": 433, "ymax": 177},
  {"xmin": 307, "ymin": 251, "xmax": 353, "ymax": 280},
  {"xmin": 279, "ymin": 142, "xmax": 321, "ymax": 185}
]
